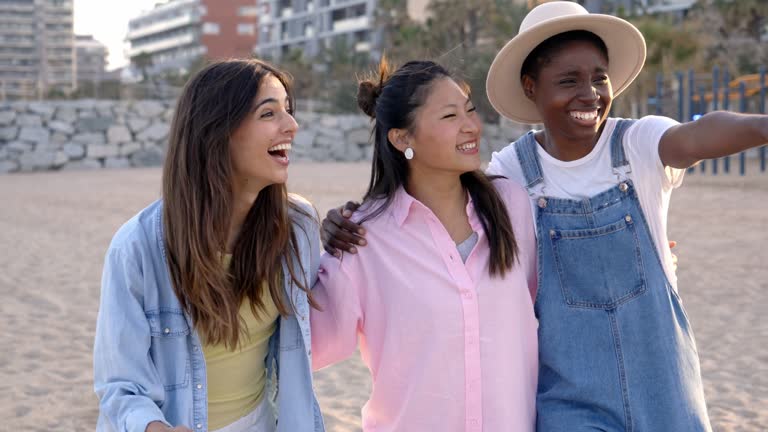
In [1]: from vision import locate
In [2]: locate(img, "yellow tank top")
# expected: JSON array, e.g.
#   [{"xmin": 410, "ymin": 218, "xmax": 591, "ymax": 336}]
[{"xmin": 203, "ymin": 255, "xmax": 280, "ymax": 430}]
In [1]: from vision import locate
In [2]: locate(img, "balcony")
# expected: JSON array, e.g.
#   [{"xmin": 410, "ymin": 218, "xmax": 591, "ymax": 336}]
[
  {"xmin": 0, "ymin": 38, "xmax": 35, "ymax": 49},
  {"xmin": 127, "ymin": 13, "xmax": 198, "ymax": 41},
  {"xmin": 0, "ymin": 51, "xmax": 39, "ymax": 60},
  {"xmin": 46, "ymin": 51, "xmax": 74, "ymax": 61},
  {"xmin": 0, "ymin": 3, "xmax": 35, "ymax": 13},
  {"xmin": 332, "ymin": 15, "xmax": 367, "ymax": 32},
  {"xmin": 127, "ymin": 32, "xmax": 197, "ymax": 57},
  {"xmin": 44, "ymin": 34, "xmax": 74, "ymax": 44},
  {"xmin": 0, "ymin": 66, "xmax": 38, "ymax": 76},
  {"xmin": 0, "ymin": 14, "xmax": 36, "ymax": 26},
  {"xmin": 0, "ymin": 24, "xmax": 36, "ymax": 35}
]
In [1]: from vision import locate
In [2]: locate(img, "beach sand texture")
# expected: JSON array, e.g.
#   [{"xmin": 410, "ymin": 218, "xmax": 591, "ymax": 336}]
[{"xmin": 0, "ymin": 162, "xmax": 765, "ymax": 431}]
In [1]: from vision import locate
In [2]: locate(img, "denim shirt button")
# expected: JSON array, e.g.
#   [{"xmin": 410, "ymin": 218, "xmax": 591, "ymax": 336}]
[
  {"xmin": 197, "ymin": 384, "xmax": 202, "ymax": 389},
  {"xmin": 625, "ymin": 215, "xmax": 633, "ymax": 223},
  {"xmin": 163, "ymin": 328, "xmax": 170, "ymax": 334},
  {"xmin": 196, "ymin": 424, "xmax": 202, "ymax": 429},
  {"xmin": 537, "ymin": 198, "xmax": 547, "ymax": 208},
  {"xmin": 619, "ymin": 182, "xmax": 629, "ymax": 192}
]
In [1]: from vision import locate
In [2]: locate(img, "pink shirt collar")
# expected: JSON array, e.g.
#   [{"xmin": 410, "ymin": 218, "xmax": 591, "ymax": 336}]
[{"xmin": 391, "ymin": 185, "xmax": 484, "ymax": 232}]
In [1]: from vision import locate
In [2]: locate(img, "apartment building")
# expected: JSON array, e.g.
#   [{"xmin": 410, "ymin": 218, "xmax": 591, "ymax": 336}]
[
  {"xmin": 254, "ymin": 0, "xmax": 379, "ymax": 61},
  {"xmin": 0, "ymin": 0, "xmax": 75, "ymax": 100},
  {"xmin": 580, "ymin": 0, "xmax": 696, "ymax": 16},
  {"xmin": 126, "ymin": 0, "xmax": 259, "ymax": 76},
  {"xmin": 75, "ymin": 35, "xmax": 108, "ymax": 85},
  {"xmin": 523, "ymin": 0, "xmax": 695, "ymax": 15}
]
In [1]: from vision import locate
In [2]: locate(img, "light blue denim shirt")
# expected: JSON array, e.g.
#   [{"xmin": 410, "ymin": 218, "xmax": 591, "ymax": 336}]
[{"xmin": 93, "ymin": 196, "xmax": 325, "ymax": 432}]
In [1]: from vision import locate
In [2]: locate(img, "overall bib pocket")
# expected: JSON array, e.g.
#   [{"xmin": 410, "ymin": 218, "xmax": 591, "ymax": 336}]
[
  {"xmin": 147, "ymin": 310, "xmax": 191, "ymax": 390},
  {"xmin": 550, "ymin": 215, "xmax": 647, "ymax": 309}
]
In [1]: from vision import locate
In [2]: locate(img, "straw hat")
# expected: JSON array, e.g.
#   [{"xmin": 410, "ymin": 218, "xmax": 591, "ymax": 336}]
[{"xmin": 486, "ymin": 1, "xmax": 646, "ymax": 124}]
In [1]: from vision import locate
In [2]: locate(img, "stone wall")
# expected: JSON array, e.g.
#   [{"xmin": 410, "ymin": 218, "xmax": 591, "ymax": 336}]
[
  {"xmin": 0, "ymin": 100, "xmax": 173, "ymax": 174},
  {"xmin": 0, "ymin": 100, "xmax": 530, "ymax": 174}
]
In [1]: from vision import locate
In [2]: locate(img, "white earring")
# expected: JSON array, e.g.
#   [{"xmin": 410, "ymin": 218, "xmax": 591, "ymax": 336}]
[{"xmin": 404, "ymin": 147, "xmax": 414, "ymax": 160}]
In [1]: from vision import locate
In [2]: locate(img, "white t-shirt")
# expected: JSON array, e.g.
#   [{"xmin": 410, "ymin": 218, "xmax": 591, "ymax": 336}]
[{"xmin": 487, "ymin": 116, "xmax": 684, "ymax": 289}]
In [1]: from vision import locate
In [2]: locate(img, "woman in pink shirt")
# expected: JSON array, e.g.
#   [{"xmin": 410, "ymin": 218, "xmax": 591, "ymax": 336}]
[{"xmin": 310, "ymin": 59, "xmax": 538, "ymax": 431}]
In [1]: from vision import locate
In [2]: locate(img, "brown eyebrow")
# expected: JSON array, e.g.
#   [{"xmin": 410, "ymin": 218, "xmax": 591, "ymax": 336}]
[
  {"xmin": 252, "ymin": 97, "xmax": 291, "ymax": 111},
  {"xmin": 253, "ymin": 98, "xmax": 277, "ymax": 110}
]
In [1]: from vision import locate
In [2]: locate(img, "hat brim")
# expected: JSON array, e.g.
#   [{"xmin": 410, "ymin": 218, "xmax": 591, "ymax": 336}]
[{"xmin": 486, "ymin": 14, "xmax": 647, "ymax": 124}]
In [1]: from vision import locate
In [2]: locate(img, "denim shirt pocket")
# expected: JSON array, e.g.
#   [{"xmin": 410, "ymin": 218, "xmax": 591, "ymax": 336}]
[{"xmin": 146, "ymin": 310, "xmax": 191, "ymax": 391}]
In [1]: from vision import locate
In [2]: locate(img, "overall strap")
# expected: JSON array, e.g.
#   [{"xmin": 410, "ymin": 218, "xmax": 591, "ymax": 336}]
[
  {"xmin": 514, "ymin": 132, "xmax": 545, "ymax": 192},
  {"xmin": 609, "ymin": 119, "xmax": 638, "ymax": 169}
]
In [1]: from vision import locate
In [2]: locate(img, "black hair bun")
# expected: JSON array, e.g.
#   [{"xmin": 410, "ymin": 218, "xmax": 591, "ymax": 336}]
[{"xmin": 357, "ymin": 80, "xmax": 381, "ymax": 118}]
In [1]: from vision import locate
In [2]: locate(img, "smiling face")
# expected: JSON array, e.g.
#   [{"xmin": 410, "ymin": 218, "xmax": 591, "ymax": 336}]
[
  {"xmin": 402, "ymin": 77, "xmax": 483, "ymax": 176},
  {"xmin": 523, "ymin": 39, "xmax": 613, "ymax": 145},
  {"xmin": 229, "ymin": 74, "xmax": 298, "ymax": 190}
]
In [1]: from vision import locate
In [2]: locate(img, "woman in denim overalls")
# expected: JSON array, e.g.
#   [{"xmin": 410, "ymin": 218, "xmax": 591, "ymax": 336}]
[
  {"xmin": 322, "ymin": 2, "xmax": 768, "ymax": 430},
  {"xmin": 480, "ymin": 3, "xmax": 767, "ymax": 429}
]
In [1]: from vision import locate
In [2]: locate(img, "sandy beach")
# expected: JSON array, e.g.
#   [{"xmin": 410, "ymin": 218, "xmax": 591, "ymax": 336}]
[{"xmin": 1, "ymin": 162, "xmax": 766, "ymax": 431}]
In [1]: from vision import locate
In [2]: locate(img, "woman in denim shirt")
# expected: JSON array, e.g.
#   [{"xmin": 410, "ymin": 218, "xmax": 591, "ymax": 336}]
[{"xmin": 93, "ymin": 59, "xmax": 325, "ymax": 432}]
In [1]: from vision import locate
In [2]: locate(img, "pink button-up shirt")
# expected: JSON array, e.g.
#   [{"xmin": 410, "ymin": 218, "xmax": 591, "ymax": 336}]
[{"xmin": 311, "ymin": 179, "xmax": 538, "ymax": 432}]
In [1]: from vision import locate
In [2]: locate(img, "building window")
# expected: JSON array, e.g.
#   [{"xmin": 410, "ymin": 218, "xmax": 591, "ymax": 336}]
[
  {"xmin": 237, "ymin": 23, "xmax": 255, "ymax": 35},
  {"xmin": 202, "ymin": 22, "xmax": 220, "ymax": 35},
  {"xmin": 238, "ymin": 6, "xmax": 259, "ymax": 17}
]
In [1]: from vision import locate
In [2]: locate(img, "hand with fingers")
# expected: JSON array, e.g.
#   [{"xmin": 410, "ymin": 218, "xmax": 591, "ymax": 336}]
[
  {"xmin": 146, "ymin": 421, "xmax": 193, "ymax": 432},
  {"xmin": 322, "ymin": 201, "xmax": 367, "ymax": 257},
  {"xmin": 669, "ymin": 240, "xmax": 678, "ymax": 272}
]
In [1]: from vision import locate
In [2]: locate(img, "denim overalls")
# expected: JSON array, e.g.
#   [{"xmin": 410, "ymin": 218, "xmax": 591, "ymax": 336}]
[{"xmin": 516, "ymin": 120, "xmax": 712, "ymax": 431}]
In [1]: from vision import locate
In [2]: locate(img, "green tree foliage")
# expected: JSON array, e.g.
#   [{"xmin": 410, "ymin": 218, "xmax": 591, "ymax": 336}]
[
  {"xmin": 371, "ymin": 0, "xmax": 527, "ymax": 120},
  {"xmin": 132, "ymin": 52, "xmax": 153, "ymax": 83}
]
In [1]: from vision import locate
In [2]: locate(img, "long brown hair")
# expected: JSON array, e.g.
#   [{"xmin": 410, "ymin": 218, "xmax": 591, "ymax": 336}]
[
  {"xmin": 162, "ymin": 58, "xmax": 316, "ymax": 349},
  {"xmin": 357, "ymin": 59, "xmax": 518, "ymax": 276}
]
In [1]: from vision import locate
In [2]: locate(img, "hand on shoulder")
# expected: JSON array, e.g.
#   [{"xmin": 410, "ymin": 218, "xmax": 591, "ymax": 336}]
[{"xmin": 145, "ymin": 421, "xmax": 193, "ymax": 432}]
